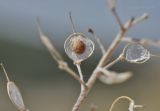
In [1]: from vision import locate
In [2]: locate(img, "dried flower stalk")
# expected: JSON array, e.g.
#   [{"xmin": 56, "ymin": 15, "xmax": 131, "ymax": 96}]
[{"xmin": 38, "ymin": 1, "xmax": 152, "ymax": 111}]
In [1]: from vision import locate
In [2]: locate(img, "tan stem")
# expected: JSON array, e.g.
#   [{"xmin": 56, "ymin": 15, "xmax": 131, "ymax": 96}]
[{"xmin": 72, "ymin": 71, "xmax": 100, "ymax": 111}]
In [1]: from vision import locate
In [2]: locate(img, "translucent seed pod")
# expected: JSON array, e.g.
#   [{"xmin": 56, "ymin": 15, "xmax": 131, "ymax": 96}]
[
  {"xmin": 7, "ymin": 81, "xmax": 26, "ymax": 111},
  {"xmin": 123, "ymin": 43, "xmax": 151, "ymax": 63},
  {"xmin": 0, "ymin": 63, "xmax": 27, "ymax": 111},
  {"xmin": 64, "ymin": 33, "xmax": 94, "ymax": 63},
  {"xmin": 64, "ymin": 12, "xmax": 94, "ymax": 64}
]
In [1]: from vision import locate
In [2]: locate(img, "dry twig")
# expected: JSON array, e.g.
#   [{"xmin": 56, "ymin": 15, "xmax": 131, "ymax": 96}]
[
  {"xmin": 71, "ymin": 2, "xmax": 149, "ymax": 111},
  {"xmin": 39, "ymin": 1, "xmax": 149, "ymax": 111}
]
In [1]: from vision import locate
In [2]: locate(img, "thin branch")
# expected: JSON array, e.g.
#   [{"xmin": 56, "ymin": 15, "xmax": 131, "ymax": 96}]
[
  {"xmin": 58, "ymin": 61, "xmax": 87, "ymax": 87},
  {"xmin": 107, "ymin": 0, "xmax": 123, "ymax": 30},
  {"xmin": 111, "ymin": 9, "xmax": 124, "ymax": 30},
  {"xmin": 150, "ymin": 54, "xmax": 160, "ymax": 58},
  {"xmin": 40, "ymin": 35, "xmax": 61, "ymax": 62},
  {"xmin": 76, "ymin": 64, "xmax": 84, "ymax": 82},
  {"xmin": 71, "ymin": 12, "xmax": 149, "ymax": 111},
  {"xmin": 37, "ymin": 20, "xmax": 86, "ymax": 88},
  {"xmin": 69, "ymin": 12, "xmax": 77, "ymax": 33},
  {"xmin": 131, "ymin": 13, "xmax": 149, "ymax": 26},
  {"xmin": 36, "ymin": 18, "xmax": 63, "ymax": 61},
  {"xmin": 0, "ymin": 63, "xmax": 10, "ymax": 82},
  {"xmin": 99, "ymin": 13, "xmax": 149, "ymax": 67},
  {"xmin": 76, "ymin": 64, "xmax": 86, "ymax": 90},
  {"xmin": 98, "ymin": 29, "xmax": 126, "ymax": 67},
  {"xmin": 88, "ymin": 28, "xmax": 105, "ymax": 55},
  {"xmin": 124, "ymin": 13, "xmax": 149, "ymax": 29},
  {"xmin": 103, "ymin": 54, "xmax": 124, "ymax": 69}
]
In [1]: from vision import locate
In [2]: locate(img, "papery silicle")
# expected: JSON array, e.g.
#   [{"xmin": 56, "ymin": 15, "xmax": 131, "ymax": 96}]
[
  {"xmin": 64, "ymin": 33, "xmax": 94, "ymax": 63},
  {"xmin": 124, "ymin": 43, "xmax": 150, "ymax": 63},
  {"xmin": 7, "ymin": 81, "xmax": 25, "ymax": 111},
  {"xmin": 99, "ymin": 70, "xmax": 132, "ymax": 85}
]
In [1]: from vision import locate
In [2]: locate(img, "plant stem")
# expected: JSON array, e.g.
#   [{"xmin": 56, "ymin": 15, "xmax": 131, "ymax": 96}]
[
  {"xmin": 72, "ymin": 70, "xmax": 100, "ymax": 111},
  {"xmin": 58, "ymin": 61, "xmax": 87, "ymax": 88},
  {"xmin": 72, "ymin": 88, "xmax": 88, "ymax": 111},
  {"xmin": 71, "ymin": 20, "xmax": 128, "ymax": 111},
  {"xmin": 71, "ymin": 15, "xmax": 146, "ymax": 110},
  {"xmin": 0, "ymin": 63, "xmax": 10, "ymax": 82},
  {"xmin": 76, "ymin": 64, "xmax": 85, "ymax": 90}
]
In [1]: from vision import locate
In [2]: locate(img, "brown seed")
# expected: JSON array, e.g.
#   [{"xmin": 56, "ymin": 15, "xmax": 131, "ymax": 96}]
[{"xmin": 71, "ymin": 38, "xmax": 86, "ymax": 54}]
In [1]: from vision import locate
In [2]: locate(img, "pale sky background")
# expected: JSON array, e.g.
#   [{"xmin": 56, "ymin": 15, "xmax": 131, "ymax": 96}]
[{"xmin": 0, "ymin": 0, "xmax": 160, "ymax": 48}]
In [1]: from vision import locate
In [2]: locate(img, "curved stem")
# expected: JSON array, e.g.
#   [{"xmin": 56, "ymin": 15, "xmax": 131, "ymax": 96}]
[
  {"xmin": 109, "ymin": 96, "xmax": 143, "ymax": 111},
  {"xmin": 109, "ymin": 96, "xmax": 134, "ymax": 111}
]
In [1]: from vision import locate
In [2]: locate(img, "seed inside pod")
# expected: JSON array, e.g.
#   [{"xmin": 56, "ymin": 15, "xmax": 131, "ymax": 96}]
[
  {"xmin": 64, "ymin": 33, "xmax": 94, "ymax": 62},
  {"xmin": 71, "ymin": 37, "xmax": 86, "ymax": 54}
]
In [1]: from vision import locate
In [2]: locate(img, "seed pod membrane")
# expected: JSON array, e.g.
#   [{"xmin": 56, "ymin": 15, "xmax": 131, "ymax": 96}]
[
  {"xmin": 7, "ymin": 81, "xmax": 25, "ymax": 111},
  {"xmin": 124, "ymin": 43, "xmax": 150, "ymax": 63},
  {"xmin": 64, "ymin": 33, "xmax": 94, "ymax": 63}
]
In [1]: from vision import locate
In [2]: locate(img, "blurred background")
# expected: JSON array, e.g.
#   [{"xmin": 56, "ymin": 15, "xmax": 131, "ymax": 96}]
[{"xmin": 0, "ymin": 0, "xmax": 160, "ymax": 111}]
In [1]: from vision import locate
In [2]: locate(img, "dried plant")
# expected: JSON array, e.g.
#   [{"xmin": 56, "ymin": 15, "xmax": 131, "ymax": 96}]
[
  {"xmin": 0, "ymin": 0, "xmax": 160, "ymax": 111},
  {"xmin": 37, "ymin": 0, "xmax": 150, "ymax": 110}
]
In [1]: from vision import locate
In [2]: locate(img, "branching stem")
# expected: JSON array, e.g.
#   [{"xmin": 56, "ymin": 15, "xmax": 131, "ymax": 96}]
[
  {"xmin": 103, "ymin": 54, "xmax": 124, "ymax": 69},
  {"xmin": 39, "ymin": 2, "xmax": 149, "ymax": 111},
  {"xmin": 58, "ymin": 61, "xmax": 86, "ymax": 87},
  {"xmin": 71, "ymin": 12, "xmax": 148, "ymax": 111}
]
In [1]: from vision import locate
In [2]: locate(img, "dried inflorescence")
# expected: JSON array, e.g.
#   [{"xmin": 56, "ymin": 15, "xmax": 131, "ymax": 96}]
[
  {"xmin": 34, "ymin": 0, "xmax": 159, "ymax": 111},
  {"xmin": 0, "ymin": 0, "xmax": 160, "ymax": 111}
]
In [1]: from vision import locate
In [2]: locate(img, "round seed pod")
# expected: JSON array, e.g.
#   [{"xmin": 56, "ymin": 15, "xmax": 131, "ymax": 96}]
[
  {"xmin": 123, "ymin": 43, "xmax": 150, "ymax": 63},
  {"xmin": 64, "ymin": 33, "xmax": 94, "ymax": 63},
  {"xmin": 7, "ymin": 81, "xmax": 26, "ymax": 111}
]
